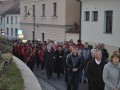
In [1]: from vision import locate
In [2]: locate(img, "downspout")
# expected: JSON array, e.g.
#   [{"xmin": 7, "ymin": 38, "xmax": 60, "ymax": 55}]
[{"xmin": 79, "ymin": 0, "xmax": 82, "ymax": 40}]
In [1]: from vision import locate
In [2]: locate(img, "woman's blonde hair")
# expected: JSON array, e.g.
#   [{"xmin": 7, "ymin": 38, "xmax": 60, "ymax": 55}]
[{"xmin": 110, "ymin": 51, "xmax": 120, "ymax": 62}]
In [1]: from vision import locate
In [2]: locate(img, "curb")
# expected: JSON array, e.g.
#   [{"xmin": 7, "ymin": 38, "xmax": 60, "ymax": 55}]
[{"xmin": 13, "ymin": 56, "xmax": 42, "ymax": 90}]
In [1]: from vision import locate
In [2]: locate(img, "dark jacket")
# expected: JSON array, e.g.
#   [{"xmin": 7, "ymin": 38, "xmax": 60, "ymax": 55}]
[
  {"xmin": 67, "ymin": 54, "xmax": 84, "ymax": 73},
  {"xmin": 101, "ymin": 48, "xmax": 109, "ymax": 62},
  {"xmin": 63, "ymin": 50, "xmax": 71, "ymax": 68},
  {"xmin": 54, "ymin": 50, "xmax": 64, "ymax": 73},
  {"xmin": 85, "ymin": 59, "xmax": 106, "ymax": 90},
  {"xmin": 43, "ymin": 49, "xmax": 56, "ymax": 70}
]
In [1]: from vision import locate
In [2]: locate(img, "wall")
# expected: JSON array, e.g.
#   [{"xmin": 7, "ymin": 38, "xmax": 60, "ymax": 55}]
[
  {"xmin": 66, "ymin": 0, "xmax": 80, "ymax": 25},
  {"xmin": 66, "ymin": 33, "xmax": 79, "ymax": 43},
  {"xmin": 81, "ymin": 0, "xmax": 120, "ymax": 50},
  {"xmin": 20, "ymin": 0, "xmax": 81, "ymax": 41},
  {"xmin": 20, "ymin": 0, "xmax": 66, "ymax": 25}
]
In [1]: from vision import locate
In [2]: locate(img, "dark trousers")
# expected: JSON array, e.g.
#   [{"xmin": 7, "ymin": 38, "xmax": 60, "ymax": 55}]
[
  {"xmin": 46, "ymin": 68, "xmax": 53, "ymax": 78},
  {"xmin": 40, "ymin": 60, "xmax": 45, "ymax": 70},
  {"xmin": 27, "ymin": 61, "xmax": 35, "ymax": 71},
  {"xmin": 88, "ymin": 80, "xmax": 91, "ymax": 90},
  {"xmin": 34, "ymin": 56, "xmax": 40, "ymax": 68},
  {"xmin": 91, "ymin": 84, "xmax": 104, "ymax": 90},
  {"xmin": 65, "ymin": 69, "xmax": 68, "ymax": 82},
  {"xmin": 67, "ymin": 71, "xmax": 80, "ymax": 90},
  {"xmin": 57, "ymin": 72, "xmax": 60, "ymax": 77}
]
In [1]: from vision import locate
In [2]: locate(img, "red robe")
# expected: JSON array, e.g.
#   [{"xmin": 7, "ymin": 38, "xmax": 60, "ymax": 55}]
[
  {"xmin": 18, "ymin": 45, "xmax": 23, "ymax": 56},
  {"xmin": 76, "ymin": 43, "xmax": 84, "ymax": 49},
  {"xmin": 23, "ymin": 46, "xmax": 28, "ymax": 59},
  {"xmin": 38, "ymin": 49, "xmax": 44, "ymax": 61}
]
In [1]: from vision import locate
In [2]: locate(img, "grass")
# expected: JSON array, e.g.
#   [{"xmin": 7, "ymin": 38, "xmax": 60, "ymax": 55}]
[{"xmin": 0, "ymin": 62, "xmax": 24, "ymax": 90}]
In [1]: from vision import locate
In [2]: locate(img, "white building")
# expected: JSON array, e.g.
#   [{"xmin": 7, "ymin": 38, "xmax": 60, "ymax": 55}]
[
  {"xmin": 81, "ymin": 0, "xmax": 120, "ymax": 52},
  {"xmin": 0, "ymin": 0, "xmax": 20, "ymax": 39},
  {"xmin": 20, "ymin": 0, "xmax": 80, "ymax": 42}
]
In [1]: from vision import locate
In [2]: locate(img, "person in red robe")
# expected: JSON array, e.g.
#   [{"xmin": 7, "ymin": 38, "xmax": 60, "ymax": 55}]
[
  {"xmin": 22, "ymin": 44, "xmax": 28, "ymax": 62},
  {"xmin": 38, "ymin": 48, "xmax": 44, "ymax": 73},
  {"xmin": 26, "ymin": 47, "xmax": 35, "ymax": 71}
]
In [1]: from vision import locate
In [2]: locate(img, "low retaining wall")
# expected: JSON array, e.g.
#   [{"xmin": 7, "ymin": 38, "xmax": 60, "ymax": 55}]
[{"xmin": 13, "ymin": 56, "xmax": 42, "ymax": 90}]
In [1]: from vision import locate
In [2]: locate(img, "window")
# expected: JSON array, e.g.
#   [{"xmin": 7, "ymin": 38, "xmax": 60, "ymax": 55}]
[
  {"xmin": 15, "ymin": 28, "xmax": 18, "ymax": 37},
  {"xmin": 7, "ymin": 17, "xmax": 9, "ymax": 24},
  {"xmin": 42, "ymin": 4, "xmax": 45, "ymax": 17},
  {"xmin": 11, "ymin": 28, "xmax": 13, "ymax": 36},
  {"xmin": 15, "ymin": 17, "xmax": 17, "ymax": 24},
  {"xmin": 92, "ymin": 11, "xmax": 98, "ymax": 21},
  {"xmin": 24, "ymin": 6, "xmax": 27, "ymax": 17},
  {"xmin": 105, "ymin": 11, "xmax": 113, "ymax": 34},
  {"xmin": 33, "ymin": 5, "xmax": 35, "ymax": 17},
  {"xmin": 84, "ymin": 11, "xmax": 90, "ymax": 21},
  {"xmin": 1, "ymin": 29, "xmax": 2, "ymax": 35},
  {"xmin": 53, "ymin": 3, "xmax": 57, "ymax": 17},
  {"xmin": 11, "ymin": 16, "xmax": 13, "ymax": 24},
  {"xmin": 1, "ymin": 17, "xmax": 2, "ymax": 24},
  {"xmin": 7, "ymin": 28, "xmax": 9, "ymax": 35}
]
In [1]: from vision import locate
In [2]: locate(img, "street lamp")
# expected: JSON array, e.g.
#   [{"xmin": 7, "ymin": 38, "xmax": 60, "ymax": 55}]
[
  {"xmin": 76, "ymin": 0, "xmax": 82, "ymax": 40},
  {"xmin": 27, "ymin": 8, "xmax": 35, "ymax": 42}
]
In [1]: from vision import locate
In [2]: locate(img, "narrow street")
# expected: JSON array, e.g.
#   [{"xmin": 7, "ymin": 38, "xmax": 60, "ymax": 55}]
[{"xmin": 33, "ymin": 66, "xmax": 88, "ymax": 90}]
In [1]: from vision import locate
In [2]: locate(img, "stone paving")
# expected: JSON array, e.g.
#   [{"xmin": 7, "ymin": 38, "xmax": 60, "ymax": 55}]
[{"xmin": 33, "ymin": 66, "xmax": 88, "ymax": 90}]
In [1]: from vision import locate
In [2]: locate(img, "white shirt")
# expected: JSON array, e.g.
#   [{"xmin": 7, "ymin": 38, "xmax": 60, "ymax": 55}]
[{"xmin": 95, "ymin": 59, "xmax": 101, "ymax": 65}]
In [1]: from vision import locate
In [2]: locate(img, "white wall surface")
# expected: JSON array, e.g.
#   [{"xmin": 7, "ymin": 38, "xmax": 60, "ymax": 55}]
[{"xmin": 81, "ymin": 0, "xmax": 120, "ymax": 47}]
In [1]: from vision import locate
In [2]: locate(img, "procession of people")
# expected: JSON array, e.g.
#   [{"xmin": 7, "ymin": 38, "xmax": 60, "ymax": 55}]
[{"xmin": 12, "ymin": 39, "xmax": 120, "ymax": 90}]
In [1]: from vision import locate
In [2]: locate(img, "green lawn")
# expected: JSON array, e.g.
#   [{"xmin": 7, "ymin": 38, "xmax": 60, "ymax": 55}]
[{"xmin": 0, "ymin": 62, "xmax": 24, "ymax": 90}]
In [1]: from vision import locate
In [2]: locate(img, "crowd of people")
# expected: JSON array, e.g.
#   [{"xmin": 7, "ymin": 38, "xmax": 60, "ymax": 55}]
[{"xmin": 12, "ymin": 39, "xmax": 120, "ymax": 90}]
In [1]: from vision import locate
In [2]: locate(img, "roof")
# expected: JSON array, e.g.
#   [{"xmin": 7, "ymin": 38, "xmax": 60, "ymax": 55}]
[{"xmin": 0, "ymin": 0, "xmax": 20, "ymax": 15}]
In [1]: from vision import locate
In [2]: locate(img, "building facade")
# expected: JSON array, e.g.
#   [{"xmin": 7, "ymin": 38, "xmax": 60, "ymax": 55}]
[
  {"xmin": 4, "ymin": 14, "xmax": 20, "ymax": 39},
  {"xmin": 0, "ymin": 0, "xmax": 20, "ymax": 39},
  {"xmin": 20, "ymin": 0, "xmax": 80, "ymax": 42},
  {"xmin": 0, "ymin": 15, "xmax": 5, "ymax": 36},
  {"xmin": 81, "ymin": 0, "xmax": 120, "ymax": 52}
]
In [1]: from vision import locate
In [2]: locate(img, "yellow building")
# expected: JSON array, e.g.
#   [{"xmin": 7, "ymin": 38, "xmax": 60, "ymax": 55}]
[{"xmin": 20, "ymin": 0, "xmax": 80, "ymax": 42}]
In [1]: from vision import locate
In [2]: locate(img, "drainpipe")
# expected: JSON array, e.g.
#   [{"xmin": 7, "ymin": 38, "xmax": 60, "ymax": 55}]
[{"xmin": 76, "ymin": 0, "xmax": 82, "ymax": 40}]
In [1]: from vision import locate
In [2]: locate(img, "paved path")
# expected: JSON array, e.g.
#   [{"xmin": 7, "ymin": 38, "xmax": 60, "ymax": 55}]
[{"xmin": 33, "ymin": 66, "xmax": 88, "ymax": 90}]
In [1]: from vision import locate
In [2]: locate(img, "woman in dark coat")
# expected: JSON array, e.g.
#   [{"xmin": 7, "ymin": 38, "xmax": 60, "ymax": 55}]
[
  {"xmin": 43, "ymin": 45, "xmax": 56, "ymax": 79},
  {"xmin": 55, "ymin": 46, "xmax": 64, "ymax": 78}
]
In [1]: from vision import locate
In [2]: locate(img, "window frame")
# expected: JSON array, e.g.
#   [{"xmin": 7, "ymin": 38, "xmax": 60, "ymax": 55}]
[
  {"xmin": 84, "ymin": 11, "xmax": 90, "ymax": 21},
  {"xmin": 7, "ymin": 28, "xmax": 9, "ymax": 35},
  {"xmin": 7, "ymin": 17, "xmax": 9, "ymax": 24},
  {"xmin": 11, "ymin": 28, "xmax": 13, "ymax": 36},
  {"xmin": 53, "ymin": 2, "xmax": 57, "ymax": 17},
  {"xmin": 42, "ymin": 4, "xmax": 45, "ymax": 17},
  {"xmin": 104, "ymin": 10, "xmax": 113, "ymax": 34},
  {"xmin": 15, "ymin": 28, "xmax": 18, "ymax": 37},
  {"xmin": 92, "ymin": 11, "xmax": 98, "ymax": 21},
  {"xmin": 11, "ymin": 16, "xmax": 13, "ymax": 24},
  {"xmin": 24, "ymin": 6, "xmax": 27, "ymax": 17}
]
